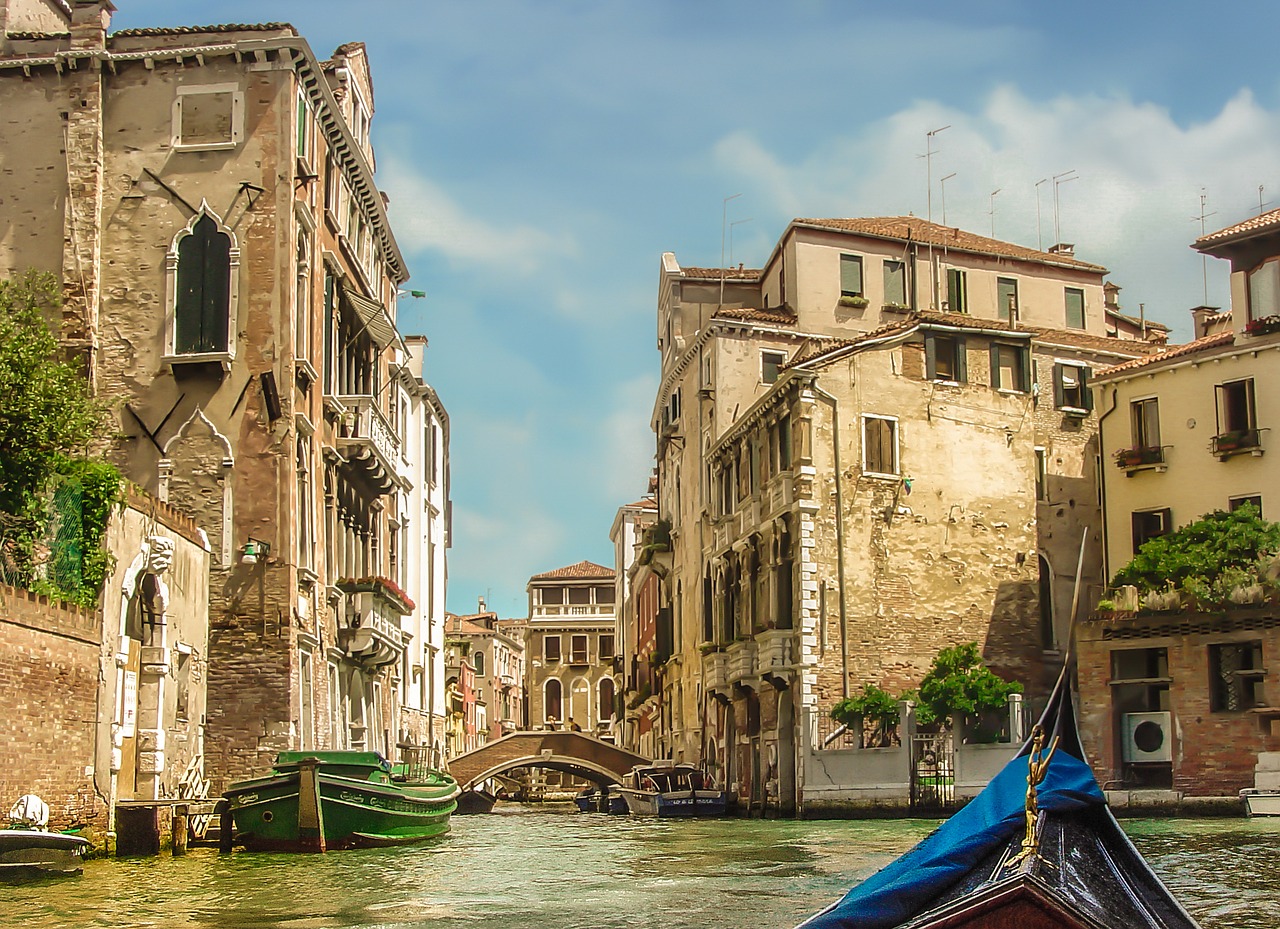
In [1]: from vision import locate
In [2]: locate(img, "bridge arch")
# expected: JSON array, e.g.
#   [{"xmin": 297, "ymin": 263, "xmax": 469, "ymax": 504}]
[{"xmin": 448, "ymin": 731, "xmax": 649, "ymax": 792}]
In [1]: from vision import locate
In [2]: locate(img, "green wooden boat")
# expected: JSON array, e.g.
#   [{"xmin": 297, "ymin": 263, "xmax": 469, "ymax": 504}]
[{"xmin": 224, "ymin": 748, "xmax": 459, "ymax": 852}]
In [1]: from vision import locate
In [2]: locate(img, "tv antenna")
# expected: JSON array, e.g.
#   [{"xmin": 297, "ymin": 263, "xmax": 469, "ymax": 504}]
[
  {"xmin": 1052, "ymin": 170, "xmax": 1079, "ymax": 247},
  {"xmin": 988, "ymin": 189, "xmax": 1001, "ymax": 237},
  {"xmin": 1034, "ymin": 178, "xmax": 1049, "ymax": 251},
  {"xmin": 920, "ymin": 124, "xmax": 950, "ymax": 224},
  {"xmin": 1192, "ymin": 189, "xmax": 1217, "ymax": 305}
]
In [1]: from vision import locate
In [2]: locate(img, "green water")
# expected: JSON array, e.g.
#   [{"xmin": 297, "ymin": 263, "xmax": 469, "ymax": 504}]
[{"xmin": 7, "ymin": 807, "xmax": 1279, "ymax": 928}]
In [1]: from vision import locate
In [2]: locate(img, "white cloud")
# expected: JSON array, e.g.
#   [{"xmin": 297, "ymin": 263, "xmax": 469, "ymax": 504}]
[
  {"xmin": 713, "ymin": 87, "xmax": 1280, "ymax": 338},
  {"xmin": 599, "ymin": 373, "xmax": 661, "ymax": 501},
  {"xmin": 378, "ymin": 156, "xmax": 575, "ymax": 273}
]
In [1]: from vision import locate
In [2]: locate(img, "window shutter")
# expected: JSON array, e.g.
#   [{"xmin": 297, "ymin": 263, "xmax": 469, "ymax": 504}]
[
  {"xmin": 925, "ymin": 333, "xmax": 938, "ymax": 380},
  {"xmin": 989, "ymin": 343, "xmax": 1001, "ymax": 389},
  {"xmin": 1214, "ymin": 383, "xmax": 1226, "ymax": 434},
  {"xmin": 1053, "ymin": 363, "xmax": 1065, "ymax": 408},
  {"xmin": 1019, "ymin": 346, "xmax": 1032, "ymax": 393},
  {"xmin": 1081, "ymin": 366, "xmax": 1094, "ymax": 411},
  {"xmin": 955, "ymin": 337, "xmax": 968, "ymax": 383}
]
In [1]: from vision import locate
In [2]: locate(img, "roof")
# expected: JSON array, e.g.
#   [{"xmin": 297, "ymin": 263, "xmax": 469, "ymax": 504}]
[
  {"xmin": 678, "ymin": 266, "xmax": 762, "ymax": 281},
  {"xmin": 1194, "ymin": 206, "xmax": 1280, "ymax": 250},
  {"xmin": 445, "ymin": 615, "xmax": 492, "ymax": 637},
  {"xmin": 529, "ymin": 560, "xmax": 615, "ymax": 581},
  {"xmin": 1097, "ymin": 329, "xmax": 1234, "ymax": 378},
  {"xmin": 111, "ymin": 22, "xmax": 296, "ymax": 38},
  {"xmin": 794, "ymin": 216, "xmax": 1108, "ymax": 273},
  {"xmin": 1105, "ymin": 306, "xmax": 1171, "ymax": 333},
  {"xmin": 713, "ymin": 306, "xmax": 797, "ymax": 325},
  {"xmin": 623, "ymin": 497, "xmax": 658, "ymax": 510}
]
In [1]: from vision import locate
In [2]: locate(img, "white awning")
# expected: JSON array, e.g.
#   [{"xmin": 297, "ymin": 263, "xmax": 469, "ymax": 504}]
[{"xmin": 340, "ymin": 283, "xmax": 402, "ymax": 351}]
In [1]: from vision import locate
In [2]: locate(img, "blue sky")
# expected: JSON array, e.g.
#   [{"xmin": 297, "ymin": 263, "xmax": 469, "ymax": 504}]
[{"xmin": 116, "ymin": 1, "xmax": 1280, "ymax": 617}]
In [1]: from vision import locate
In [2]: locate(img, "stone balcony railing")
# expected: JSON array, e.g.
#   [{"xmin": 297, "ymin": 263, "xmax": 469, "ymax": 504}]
[
  {"xmin": 336, "ymin": 394, "xmax": 400, "ymax": 493},
  {"xmin": 702, "ymin": 649, "xmax": 729, "ymax": 694},
  {"xmin": 726, "ymin": 638, "xmax": 758, "ymax": 683},
  {"xmin": 337, "ymin": 577, "xmax": 412, "ymax": 669},
  {"xmin": 756, "ymin": 628, "xmax": 796, "ymax": 682}
]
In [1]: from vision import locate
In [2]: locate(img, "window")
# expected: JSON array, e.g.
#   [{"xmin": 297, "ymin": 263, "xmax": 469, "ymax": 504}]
[
  {"xmin": 663, "ymin": 389, "xmax": 681, "ymax": 432},
  {"xmin": 990, "ymin": 342, "xmax": 1030, "ymax": 392},
  {"xmin": 1034, "ymin": 448, "xmax": 1047, "ymax": 501},
  {"xmin": 997, "ymin": 277, "xmax": 1018, "ymax": 322},
  {"xmin": 883, "ymin": 260, "xmax": 906, "ymax": 306},
  {"xmin": 570, "ymin": 635, "xmax": 589, "ymax": 664},
  {"xmin": 1248, "ymin": 259, "xmax": 1280, "ymax": 322},
  {"xmin": 473, "ymin": 650, "xmax": 485, "ymax": 676},
  {"xmin": 1209, "ymin": 641, "xmax": 1265, "ymax": 712},
  {"xmin": 296, "ymin": 87, "xmax": 312, "ymax": 165},
  {"xmin": 296, "ymin": 438, "xmax": 314, "ymax": 571},
  {"xmin": 541, "ymin": 587, "xmax": 565, "ymax": 606},
  {"xmin": 1064, "ymin": 287, "xmax": 1085, "ymax": 329},
  {"xmin": 568, "ymin": 586, "xmax": 591, "ymax": 606},
  {"xmin": 925, "ymin": 332, "xmax": 966, "ymax": 383},
  {"xmin": 1053, "ymin": 363, "xmax": 1092, "ymax": 412},
  {"xmin": 862, "ymin": 415, "xmax": 898, "ymax": 476},
  {"xmin": 595, "ymin": 585, "xmax": 615, "ymax": 604},
  {"xmin": 946, "ymin": 268, "xmax": 968, "ymax": 313},
  {"xmin": 840, "ymin": 254, "xmax": 864, "ymax": 297},
  {"xmin": 169, "ymin": 211, "xmax": 237, "ymax": 359},
  {"xmin": 1131, "ymin": 508, "xmax": 1171, "ymax": 554},
  {"xmin": 295, "ymin": 231, "xmax": 313, "ymax": 365},
  {"xmin": 599, "ymin": 634, "xmax": 615, "ymax": 659},
  {"xmin": 1229, "ymin": 495, "xmax": 1263, "ymax": 517},
  {"xmin": 1111, "ymin": 647, "xmax": 1168, "ymax": 681},
  {"xmin": 544, "ymin": 679, "xmax": 562, "ymax": 722},
  {"xmin": 761, "ymin": 350, "xmax": 786, "ymax": 385},
  {"xmin": 1131, "ymin": 398, "xmax": 1161, "ymax": 452},
  {"xmin": 774, "ymin": 415, "xmax": 792, "ymax": 472},
  {"xmin": 543, "ymin": 635, "xmax": 561, "ymax": 662},
  {"xmin": 598, "ymin": 677, "xmax": 615, "ymax": 722},
  {"xmin": 322, "ymin": 268, "xmax": 337, "ymax": 391},
  {"xmin": 173, "ymin": 83, "xmax": 243, "ymax": 151},
  {"xmin": 1215, "ymin": 379, "xmax": 1259, "ymax": 453}
]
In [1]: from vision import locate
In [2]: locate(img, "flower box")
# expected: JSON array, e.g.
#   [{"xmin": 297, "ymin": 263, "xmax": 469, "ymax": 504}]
[
  {"xmin": 1245, "ymin": 314, "xmax": 1280, "ymax": 336},
  {"xmin": 336, "ymin": 575, "xmax": 416, "ymax": 613}
]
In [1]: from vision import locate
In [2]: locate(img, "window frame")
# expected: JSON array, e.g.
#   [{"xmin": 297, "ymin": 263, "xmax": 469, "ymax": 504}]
[
  {"xmin": 543, "ymin": 635, "xmax": 562, "ymax": 663},
  {"xmin": 1064, "ymin": 287, "xmax": 1085, "ymax": 329},
  {"xmin": 840, "ymin": 254, "xmax": 864, "ymax": 297},
  {"xmin": 946, "ymin": 267, "xmax": 968, "ymax": 314},
  {"xmin": 997, "ymin": 277, "xmax": 1018, "ymax": 322},
  {"xmin": 1247, "ymin": 258, "xmax": 1280, "ymax": 323},
  {"xmin": 172, "ymin": 83, "xmax": 244, "ymax": 152},
  {"xmin": 1130, "ymin": 397, "xmax": 1161, "ymax": 452},
  {"xmin": 760, "ymin": 349, "xmax": 786, "ymax": 385},
  {"xmin": 861, "ymin": 413, "xmax": 900, "ymax": 478},
  {"xmin": 883, "ymin": 259, "xmax": 907, "ymax": 307},
  {"xmin": 1229, "ymin": 495, "xmax": 1263, "ymax": 518},
  {"xmin": 1209, "ymin": 641, "xmax": 1265, "ymax": 712},
  {"xmin": 164, "ymin": 206, "xmax": 239, "ymax": 367},
  {"xmin": 569, "ymin": 634, "xmax": 589, "ymax": 665},
  {"xmin": 1131, "ymin": 508, "xmax": 1172, "ymax": 554},
  {"xmin": 925, "ymin": 332, "xmax": 967, "ymax": 383},
  {"xmin": 989, "ymin": 341, "xmax": 1031, "ymax": 393},
  {"xmin": 1052, "ymin": 362, "xmax": 1093, "ymax": 413}
]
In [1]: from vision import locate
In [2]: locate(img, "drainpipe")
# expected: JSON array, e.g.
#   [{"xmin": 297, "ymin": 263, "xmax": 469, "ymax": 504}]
[
  {"xmin": 811, "ymin": 382, "xmax": 850, "ymax": 699},
  {"xmin": 1096, "ymin": 385, "xmax": 1120, "ymax": 585}
]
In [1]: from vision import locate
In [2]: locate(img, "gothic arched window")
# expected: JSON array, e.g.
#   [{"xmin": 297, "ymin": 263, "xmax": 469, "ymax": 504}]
[{"xmin": 165, "ymin": 205, "xmax": 239, "ymax": 365}]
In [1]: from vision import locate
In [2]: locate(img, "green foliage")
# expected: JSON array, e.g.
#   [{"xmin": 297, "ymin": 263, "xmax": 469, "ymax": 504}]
[
  {"xmin": 0, "ymin": 271, "xmax": 119, "ymax": 605},
  {"xmin": 1095, "ymin": 599, "xmax": 1116, "ymax": 612},
  {"xmin": 1111, "ymin": 505, "xmax": 1280, "ymax": 605},
  {"xmin": 832, "ymin": 683, "xmax": 900, "ymax": 747},
  {"xmin": 914, "ymin": 642, "xmax": 1022, "ymax": 729}
]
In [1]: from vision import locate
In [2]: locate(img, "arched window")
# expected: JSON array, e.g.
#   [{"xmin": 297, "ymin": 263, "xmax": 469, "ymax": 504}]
[
  {"xmin": 166, "ymin": 205, "xmax": 239, "ymax": 364},
  {"xmin": 544, "ymin": 679, "xmax": 562, "ymax": 724},
  {"xmin": 598, "ymin": 677, "xmax": 615, "ymax": 722},
  {"xmin": 296, "ymin": 437, "xmax": 314, "ymax": 571},
  {"xmin": 473, "ymin": 649, "xmax": 485, "ymax": 676}
]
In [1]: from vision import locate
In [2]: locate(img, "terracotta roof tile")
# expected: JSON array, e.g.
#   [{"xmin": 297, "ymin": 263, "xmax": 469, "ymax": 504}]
[
  {"xmin": 529, "ymin": 560, "xmax": 615, "ymax": 581},
  {"xmin": 1096, "ymin": 330, "xmax": 1235, "ymax": 377},
  {"xmin": 794, "ymin": 217, "xmax": 1107, "ymax": 273},
  {"xmin": 713, "ymin": 306, "xmax": 797, "ymax": 325},
  {"xmin": 1104, "ymin": 307, "xmax": 1171, "ymax": 332},
  {"xmin": 112, "ymin": 22, "xmax": 296, "ymax": 38},
  {"xmin": 1195, "ymin": 207, "xmax": 1280, "ymax": 250},
  {"xmin": 624, "ymin": 497, "xmax": 658, "ymax": 509},
  {"xmin": 680, "ymin": 266, "xmax": 761, "ymax": 281},
  {"xmin": 1023, "ymin": 325, "xmax": 1162, "ymax": 356},
  {"xmin": 446, "ymin": 616, "xmax": 492, "ymax": 637}
]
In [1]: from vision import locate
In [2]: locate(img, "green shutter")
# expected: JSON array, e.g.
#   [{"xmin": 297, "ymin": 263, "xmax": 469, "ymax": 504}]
[
  {"xmin": 955, "ymin": 337, "xmax": 968, "ymax": 383},
  {"xmin": 924, "ymin": 333, "xmax": 937, "ymax": 380},
  {"xmin": 1052, "ymin": 363, "xmax": 1065, "ymax": 408},
  {"xmin": 1019, "ymin": 346, "xmax": 1032, "ymax": 393},
  {"xmin": 1081, "ymin": 366, "xmax": 1094, "ymax": 411},
  {"xmin": 989, "ymin": 342, "xmax": 1001, "ymax": 389}
]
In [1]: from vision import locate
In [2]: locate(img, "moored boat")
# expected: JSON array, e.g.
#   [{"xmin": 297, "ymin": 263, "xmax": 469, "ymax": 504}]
[
  {"xmin": 616, "ymin": 761, "xmax": 728, "ymax": 817},
  {"xmin": 0, "ymin": 795, "xmax": 91, "ymax": 879},
  {"xmin": 1241, "ymin": 787, "xmax": 1280, "ymax": 816},
  {"xmin": 573, "ymin": 784, "xmax": 628, "ymax": 814},
  {"xmin": 798, "ymin": 675, "xmax": 1203, "ymax": 929},
  {"xmin": 224, "ymin": 747, "xmax": 458, "ymax": 852}
]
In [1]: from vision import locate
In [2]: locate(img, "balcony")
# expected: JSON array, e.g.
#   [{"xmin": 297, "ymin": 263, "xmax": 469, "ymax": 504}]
[
  {"xmin": 702, "ymin": 649, "xmax": 728, "ymax": 695},
  {"xmin": 531, "ymin": 603, "xmax": 615, "ymax": 618},
  {"xmin": 337, "ymin": 577, "xmax": 412, "ymax": 668},
  {"xmin": 336, "ymin": 394, "xmax": 400, "ymax": 494},
  {"xmin": 756, "ymin": 629, "xmax": 796, "ymax": 675},
  {"xmin": 1113, "ymin": 445, "xmax": 1167, "ymax": 475},
  {"xmin": 726, "ymin": 638, "xmax": 758, "ymax": 683},
  {"xmin": 766, "ymin": 474, "xmax": 795, "ymax": 515},
  {"xmin": 1212, "ymin": 429, "xmax": 1264, "ymax": 460}
]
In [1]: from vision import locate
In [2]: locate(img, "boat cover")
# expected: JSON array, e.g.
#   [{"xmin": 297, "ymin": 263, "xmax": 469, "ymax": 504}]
[{"xmin": 798, "ymin": 679, "xmax": 1202, "ymax": 929}]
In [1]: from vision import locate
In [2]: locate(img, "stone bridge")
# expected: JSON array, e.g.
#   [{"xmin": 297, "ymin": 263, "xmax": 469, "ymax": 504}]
[{"xmin": 447, "ymin": 731, "xmax": 649, "ymax": 790}]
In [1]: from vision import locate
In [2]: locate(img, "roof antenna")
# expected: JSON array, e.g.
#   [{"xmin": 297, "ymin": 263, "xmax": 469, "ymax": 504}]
[
  {"xmin": 988, "ymin": 188, "xmax": 1001, "ymax": 237},
  {"xmin": 1191, "ymin": 189, "xmax": 1216, "ymax": 305},
  {"xmin": 720, "ymin": 193, "xmax": 742, "ymax": 310}
]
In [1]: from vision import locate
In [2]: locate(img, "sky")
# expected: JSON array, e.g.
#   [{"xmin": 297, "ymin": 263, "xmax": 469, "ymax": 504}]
[{"xmin": 114, "ymin": 1, "xmax": 1280, "ymax": 618}]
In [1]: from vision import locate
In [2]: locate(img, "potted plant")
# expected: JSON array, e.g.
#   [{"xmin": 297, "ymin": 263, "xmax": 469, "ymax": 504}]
[
  {"xmin": 1245, "ymin": 314, "xmax": 1280, "ymax": 336},
  {"xmin": 830, "ymin": 682, "xmax": 901, "ymax": 747},
  {"xmin": 1112, "ymin": 446, "xmax": 1145, "ymax": 468},
  {"xmin": 838, "ymin": 294, "xmax": 870, "ymax": 309},
  {"xmin": 882, "ymin": 301, "xmax": 911, "ymax": 313}
]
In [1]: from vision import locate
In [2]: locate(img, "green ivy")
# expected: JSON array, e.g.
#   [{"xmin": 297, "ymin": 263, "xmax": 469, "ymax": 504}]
[{"xmin": 1111, "ymin": 505, "xmax": 1280, "ymax": 605}]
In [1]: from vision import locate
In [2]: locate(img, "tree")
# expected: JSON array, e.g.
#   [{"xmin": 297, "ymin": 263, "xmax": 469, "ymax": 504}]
[
  {"xmin": 0, "ymin": 270, "xmax": 115, "ymax": 597},
  {"xmin": 913, "ymin": 642, "xmax": 1022, "ymax": 731},
  {"xmin": 1111, "ymin": 505, "xmax": 1280, "ymax": 604}
]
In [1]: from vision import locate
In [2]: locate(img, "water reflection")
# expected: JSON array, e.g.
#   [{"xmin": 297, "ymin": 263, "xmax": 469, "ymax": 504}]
[{"xmin": 4, "ymin": 808, "xmax": 1274, "ymax": 929}]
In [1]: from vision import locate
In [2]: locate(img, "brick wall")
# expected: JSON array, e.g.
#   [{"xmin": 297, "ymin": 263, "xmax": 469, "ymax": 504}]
[{"xmin": 0, "ymin": 584, "xmax": 106, "ymax": 830}]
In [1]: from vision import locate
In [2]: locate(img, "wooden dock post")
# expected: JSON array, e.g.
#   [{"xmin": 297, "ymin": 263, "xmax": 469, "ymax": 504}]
[
  {"xmin": 296, "ymin": 757, "xmax": 327, "ymax": 853},
  {"xmin": 171, "ymin": 803, "xmax": 188, "ymax": 856},
  {"xmin": 219, "ymin": 800, "xmax": 234, "ymax": 853}
]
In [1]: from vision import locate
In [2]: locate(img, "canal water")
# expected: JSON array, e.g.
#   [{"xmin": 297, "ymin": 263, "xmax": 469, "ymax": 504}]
[{"xmin": 8, "ymin": 807, "xmax": 1280, "ymax": 928}]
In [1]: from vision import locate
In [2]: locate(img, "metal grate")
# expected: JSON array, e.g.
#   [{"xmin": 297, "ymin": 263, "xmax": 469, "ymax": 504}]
[{"xmin": 910, "ymin": 732, "xmax": 956, "ymax": 812}]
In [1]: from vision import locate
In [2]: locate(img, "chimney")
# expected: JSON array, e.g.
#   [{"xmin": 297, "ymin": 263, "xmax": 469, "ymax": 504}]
[
  {"xmin": 1103, "ymin": 281, "xmax": 1121, "ymax": 311},
  {"xmin": 477, "ymin": 596, "xmax": 486, "ymax": 614},
  {"xmin": 69, "ymin": 0, "xmax": 113, "ymax": 51},
  {"xmin": 1188, "ymin": 305, "xmax": 1221, "ymax": 339}
]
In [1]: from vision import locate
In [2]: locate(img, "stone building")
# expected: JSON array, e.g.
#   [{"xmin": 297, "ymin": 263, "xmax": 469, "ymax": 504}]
[
  {"xmin": 0, "ymin": 3, "xmax": 448, "ymax": 791},
  {"xmin": 445, "ymin": 603, "xmax": 525, "ymax": 743},
  {"xmin": 1077, "ymin": 209, "xmax": 1280, "ymax": 797},
  {"xmin": 525, "ymin": 561, "xmax": 619, "ymax": 738},
  {"xmin": 645, "ymin": 217, "xmax": 1158, "ymax": 812},
  {"xmin": 610, "ymin": 496, "xmax": 660, "ymax": 754}
]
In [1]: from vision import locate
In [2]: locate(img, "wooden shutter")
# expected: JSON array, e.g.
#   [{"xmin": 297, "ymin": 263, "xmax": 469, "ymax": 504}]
[
  {"xmin": 1052, "ymin": 363, "xmax": 1065, "ymax": 408},
  {"xmin": 925, "ymin": 333, "xmax": 938, "ymax": 380},
  {"xmin": 989, "ymin": 342, "xmax": 1001, "ymax": 389},
  {"xmin": 1080, "ymin": 366, "xmax": 1094, "ymax": 411},
  {"xmin": 954, "ymin": 337, "xmax": 968, "ymax": 383}
]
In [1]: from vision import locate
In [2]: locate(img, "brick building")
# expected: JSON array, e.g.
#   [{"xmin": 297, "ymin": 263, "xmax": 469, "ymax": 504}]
[
  {"xmin": 0, "ymin": 2, "xmax": 448, "ymax": 791},
  {"xmin": 645, "ymin": 217, "xmax": 1158, "ymax": 813},
  {"xmin": 445, "ymin": 604, "xmax": 525, "ymax": 743}
]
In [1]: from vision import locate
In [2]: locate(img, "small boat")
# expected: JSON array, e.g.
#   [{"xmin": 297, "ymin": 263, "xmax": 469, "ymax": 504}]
[
  {"xmin": 1240, "ymin": 788, "xmax": 1280, "ymax": 816},
  {"xmin": 224, "ymin": 747, "xmax": 459, "ymax": 852},
  {"xmin": 0, "ymin": 795, "xmax": 91, "ymax": 879},
  {"xmin": 455, "ymin": 787, "xmax": 498, "ymax": 815},
  {"xmin": 616, "ymin": 761, "xmax": 729, "ymax": 817},
  {"xmin": 798, "ymin": 674, "xmax": 1203, "ymax": 929},
  {"xmin": 573, "ymin": 784, "xmax": 628, "ymax": 814}
]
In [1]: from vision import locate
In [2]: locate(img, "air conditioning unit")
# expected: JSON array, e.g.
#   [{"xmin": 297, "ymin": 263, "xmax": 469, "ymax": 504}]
[{"xmin": 1122, "ymin": 711, "xmax": 1172, "ymax": 763}]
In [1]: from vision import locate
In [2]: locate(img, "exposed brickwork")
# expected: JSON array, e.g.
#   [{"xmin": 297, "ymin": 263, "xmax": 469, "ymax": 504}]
[{"xmin": 0, "ymin": 584, "xmax": 105, "ymax": 831}]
